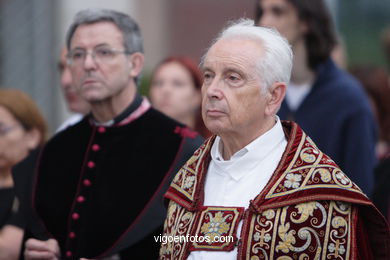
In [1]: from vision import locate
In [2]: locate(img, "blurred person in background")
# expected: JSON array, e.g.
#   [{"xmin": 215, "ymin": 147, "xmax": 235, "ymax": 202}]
[
  {"xmin": 149, "ymin": 56, "xmax": 211, "ymax": 138},
  {"xmin": 255, "ymin": 0, "xmax": 377, "ymax": 196},
  {"xmin": 0, "ymin": 89, "xmax": 47, "ymax": 260},
  {"xmin": 350, "ymin": 65, "xmax": 390, "ymax": 222},
  {"xmin": 57, "ymin": 47, "xmax": 90, "ymax": 131},
  {"xmin": 382, "ymin": 25, "xmax": 390, "ymax": 83},
  {"xmin": 331, "ymin": 35, "xmax": 348, "ymax": 69}
]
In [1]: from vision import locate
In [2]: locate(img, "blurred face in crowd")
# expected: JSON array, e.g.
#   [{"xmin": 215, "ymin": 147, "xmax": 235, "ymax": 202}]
[
  {"xmin": 0, "ymin": 106, "xmax": 39, "ymax": 170},
  {"xmin": 256, "ymin": 0, "xmax": 307, "ymax": 46},
  {"xmin": 59, "ymin": 49, "xmax": 90, "ymax": 114},
  {"xmin": 68, "ymin": 21, "xmax": 142, "ymax": 103},
  {"xmin": 201, "ymin": 38, "xmax": 271, "ymax": 138},
  {"xmin": 149, "ymin": 61, "xmax": 201, "ymax": 122}
]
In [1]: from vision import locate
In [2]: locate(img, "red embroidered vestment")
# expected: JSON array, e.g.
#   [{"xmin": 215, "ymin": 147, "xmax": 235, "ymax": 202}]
[{"xmin": 160, "ymin": 121, "xmax": 390, "ymax": 260}]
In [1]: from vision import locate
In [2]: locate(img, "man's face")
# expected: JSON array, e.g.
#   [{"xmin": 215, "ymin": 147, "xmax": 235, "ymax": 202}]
[
  {"xmin": 256, "ymin": 0, "xmax": 306, "ymax": 46},
  {"xmin": 58, "ymin": 49, "xmax": 90, "ymax": 114},
  {"xmin": 69, "ymin": 22, "xmax": 133, "ymax": 103},
  {"xmin": 201, "ymin": 38, "xmax": 269, "ymax": 137}
]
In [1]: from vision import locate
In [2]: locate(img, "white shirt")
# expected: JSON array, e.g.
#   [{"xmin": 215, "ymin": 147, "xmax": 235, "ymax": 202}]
[
  {"xmin": 187, "ymin": 117, "xmax": 287, "ymax": 260},
  {"xmin": 56, "ymin": 113, "xmax": 84, "ymax": 133},
  {"xmin": 285, "ymin": 82, "xmax": 312, "ymax": 111}
]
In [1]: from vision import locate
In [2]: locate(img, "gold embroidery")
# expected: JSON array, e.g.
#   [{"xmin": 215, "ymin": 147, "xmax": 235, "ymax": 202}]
[
  {"xmin": 244, "ymin": 201, "xmax": 352, "ymax": 259},
  {"xmin": 192, "ymin": 207, "xmax": 243, "ymax": 250},
  {"xmin": 160, "ymin": 201, "xmax": 197, "ymax": 260},
  {"xmin": 200, "ymin": 211, "xmax": 231, "ymax": 243},
  {"xmin": 266, "ymin": 132, "xmax": 363, "ymax": 199}
]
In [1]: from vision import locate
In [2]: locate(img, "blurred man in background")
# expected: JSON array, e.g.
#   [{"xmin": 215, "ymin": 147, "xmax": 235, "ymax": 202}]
[
  {"xmin": 255, "ymin": 0, "xmax": 377, "ymax": 196},
  {"xmin": 56, "ymin": 48, "xmax": 90, "ymax": 131}
]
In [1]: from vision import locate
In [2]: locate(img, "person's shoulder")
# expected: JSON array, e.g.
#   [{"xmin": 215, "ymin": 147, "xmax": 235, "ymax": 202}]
[
  {"xmin": 319, "ymin": 63, "xmax": 371, "ymax": 112},
  {"xmin": 44, "ymin": 117, "xmax": 90, "ymax": 151},
  {"xmin": 55, "ymin": 113, "xmax": 85, "ymax": 133},
  {"xmin": 142, "ymin": 108, "xmax": 203, "ymax": 141},
  {"xmin": 143, "ymin": 107, "xmax": 184, "ymax": 128}
]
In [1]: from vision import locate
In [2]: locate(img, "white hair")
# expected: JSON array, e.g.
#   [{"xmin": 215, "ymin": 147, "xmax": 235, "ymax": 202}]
[{"xmin": 201, "ymin": 19, "xmax": 293, "ymax": 91}]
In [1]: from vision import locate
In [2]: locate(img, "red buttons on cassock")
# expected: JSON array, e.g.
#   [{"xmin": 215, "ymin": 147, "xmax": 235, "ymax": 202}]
[
  {"xmin": 98, "ymin": 126, "xmax": 106, "ymax": 133},
  {"xmin": 92, "ymin": 144, "xmax": 100, "ymax": 151},
  {"xmin": 72, "ymin": 213, "xmax": 80, "ymax": 220},
  {"xmin": 66, "ymin": 251, "xmax": 72, "ymax": 258},
  {"xmin": 77, "ymin": 196, "xmax": 85, "ymax": 203},
  {"xmin": 83, "ymin": 179, "xmax": 91, "ymax": 187},
  {"xmin": 87, "ymin": 161, "xmax": 95, "ymax": 169},
  {"xmin": 69, "ymin": 232, "xmax": 76, "ymax": 239}
]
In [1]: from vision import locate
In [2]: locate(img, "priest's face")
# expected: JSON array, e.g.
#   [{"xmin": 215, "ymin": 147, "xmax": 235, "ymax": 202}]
[
  {"xmin": 201, "ymin": 38, "xmax": 270, "ymax": 139},
  {"xmin": 68, "ymin": 21, "xmax": 136, "ymax": 103}
]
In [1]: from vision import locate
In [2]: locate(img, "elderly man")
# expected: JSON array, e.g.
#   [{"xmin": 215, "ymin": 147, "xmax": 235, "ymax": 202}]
[
  {"xmin": 159, "ymin": 19, "xmax": 389, "ymax": 259},
  {"xmin": 24, "ymin": 9, "xmax": 203, "ymax": 259}
]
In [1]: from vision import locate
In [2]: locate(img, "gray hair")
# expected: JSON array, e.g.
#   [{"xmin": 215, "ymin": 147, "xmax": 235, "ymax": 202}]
[
  {"xmin": 201, "ymin": 19, "xmax": 293, "ymax": 91},
  {"xmin": 66, "ymin": 8, "xmax": 143, "ymax": 54}
]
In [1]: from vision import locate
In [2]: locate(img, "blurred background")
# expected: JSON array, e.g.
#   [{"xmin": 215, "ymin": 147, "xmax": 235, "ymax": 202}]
[{"xmin": 0, "ymin": 0, "xmax": 389, "ymax": 134}]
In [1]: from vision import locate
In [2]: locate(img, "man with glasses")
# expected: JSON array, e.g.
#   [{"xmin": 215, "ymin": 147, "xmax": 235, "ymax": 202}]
[{"xmin": 24, "ymin": 9, "xmax": 203, "ymax": 259}]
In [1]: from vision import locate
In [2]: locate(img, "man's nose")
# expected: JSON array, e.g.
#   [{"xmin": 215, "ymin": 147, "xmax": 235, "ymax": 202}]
[
  {"xmin": 258, "ymin": 13, "xmax": 274, "ymax": 27},
  {"xmin": 83, "ymin": 53, "xmax": 98, "ymax": 70},
  {"xmin": 205, "ymin": 78, "xmax": 223, "ymax": 100}
]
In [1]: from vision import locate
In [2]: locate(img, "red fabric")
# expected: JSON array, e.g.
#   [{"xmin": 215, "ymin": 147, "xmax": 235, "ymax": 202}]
[{"xmin": 161, "ymin": 121, "xmax": 390, "ymax": 259}]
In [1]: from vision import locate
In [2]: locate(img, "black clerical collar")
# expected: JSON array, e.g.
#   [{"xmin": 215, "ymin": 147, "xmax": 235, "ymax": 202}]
[{"xmin": 90, "ymin": 93, "xmax": 143, "ymax": 126}]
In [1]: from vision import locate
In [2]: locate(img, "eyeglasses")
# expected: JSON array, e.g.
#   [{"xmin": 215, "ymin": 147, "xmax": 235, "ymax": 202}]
[{"xmin": 67, "ymin": 47, "xmax": 130, "ymax": 66}]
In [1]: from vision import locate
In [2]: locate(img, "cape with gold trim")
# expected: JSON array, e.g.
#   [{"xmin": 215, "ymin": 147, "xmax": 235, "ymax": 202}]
[{"xmin": 161, "ymin": 121, "xmax": 390, "ymax": 259}]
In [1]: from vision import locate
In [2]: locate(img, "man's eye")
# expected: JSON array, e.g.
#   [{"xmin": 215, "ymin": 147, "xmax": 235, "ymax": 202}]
[
  {"xmin": 72, "ymin": 52, "xmax": 85, "ymax": 59},
  {"xmin": 228, "ymin": 73, "xmax": 241, "ymax": 82},
  {"xmin": 203, "ymin": 73, "xmax": 213, "ymax": 83},
  {"xmin": 96, "ymin": 49, "xmax": 113, "ymax": 57},
  {"xmin": 229, "ymin": 75, "xmax": 239, "ymax": 81},
  {"xmin": 271, "ymin": 6, "xmax": 285, "ymax": 16}
]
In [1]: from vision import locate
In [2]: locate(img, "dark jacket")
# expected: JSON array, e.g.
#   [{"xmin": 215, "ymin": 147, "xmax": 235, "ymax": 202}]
[
  {"xmin": 32, "ymin": 107, "xmax": 203, "ymax": 259},
  {"xmin": 278, "ymin": 59, "xmax": 377, "ymax": 196}
]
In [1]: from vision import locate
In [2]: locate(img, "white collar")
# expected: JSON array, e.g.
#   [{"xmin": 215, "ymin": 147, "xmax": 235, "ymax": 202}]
[{"xmin": 210, "ymin": 117, "xmax": 286, "ymax": 181}]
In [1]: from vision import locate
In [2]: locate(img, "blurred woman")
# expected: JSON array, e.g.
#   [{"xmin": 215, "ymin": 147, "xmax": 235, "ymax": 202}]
[
  {"xmin": 350, "ymin": 65, "xmax": 390, "ymax": 222},
  {"xmin": 350, "ymin": 65, "xmax": 390, "ymax": 159},
  {"xmin": 0, "ymin": 89, "xmax": 47, "ymax": 260},
  {"xmin": 149, "ymin": 56, "xmax": 210, "ymax": 138}
]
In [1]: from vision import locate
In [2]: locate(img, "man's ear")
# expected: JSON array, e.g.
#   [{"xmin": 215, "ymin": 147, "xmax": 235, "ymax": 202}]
[
  {"xmin": 128, "ymin": 52, "xmax": 144, "ymax": 78},
  {"xmin": 265, "ymin": 82, "xmax": 286, "ymax": 116}
]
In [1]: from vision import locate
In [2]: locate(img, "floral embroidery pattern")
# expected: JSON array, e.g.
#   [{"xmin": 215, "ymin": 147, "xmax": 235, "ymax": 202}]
[
  {"xmin": 267, "ymin": 131, "xmax": 361, "ymax": 198},
  {"xmin": 244, "ymin": 201, "xmax": 352, "ymax": 259},
  {"xmin": 169, "ymin": 139, "xmax": 212, "ymax": 203},
  {"xmin": 284, "ymin": 173, "xmax": 302, "ymax": 189},
  {"xmin": 191, "ymin": 207, "xmax": 244, "ymax": 251},
  {"xmin": 200, "ymin": 212, "xmax": 231, "ymax": 242},
  {"xmin": 183, "ymin": 176, "xmax": 196, "ymax": 189},
  {"xmin": 159, "ymin": 201, "xmax": 196, "ymax": 260},
  {"xmin": 335, "ymin": 171, "xmax": 350, "ymax": 185},
  {"xmin": 328, "ymin": 242, "xmax": 346, "ymax": 256}
]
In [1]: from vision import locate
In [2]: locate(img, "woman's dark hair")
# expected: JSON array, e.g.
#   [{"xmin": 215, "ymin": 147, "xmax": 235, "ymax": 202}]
[{"xmin": 255, "ymin": 0, "xmax": 337, "ymax": 69}]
